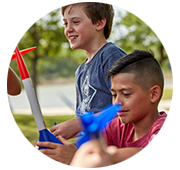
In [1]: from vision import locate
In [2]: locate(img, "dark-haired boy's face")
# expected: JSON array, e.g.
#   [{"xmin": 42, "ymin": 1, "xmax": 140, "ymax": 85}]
[{"xmin": 110, "ymin": 73, "xmax": 152, "ymax": 124}]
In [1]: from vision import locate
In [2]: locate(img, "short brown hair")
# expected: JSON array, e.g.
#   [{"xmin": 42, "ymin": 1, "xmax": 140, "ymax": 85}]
[{"xmin": 62, "ymin": 2, "xmax": 114, "ymax": 39}]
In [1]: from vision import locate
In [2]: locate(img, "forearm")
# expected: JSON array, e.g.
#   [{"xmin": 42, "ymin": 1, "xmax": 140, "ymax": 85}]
[
  {"xmin": 113, "ymin": 148, "xmax": 164, "ymax": 166},
  {"xmin": 50, "ymin": 118, "xmax": 82, "ymax": 139},
  {"xmin": 67, "ymin": 118, "xmax": 82, "ymax": 138}
]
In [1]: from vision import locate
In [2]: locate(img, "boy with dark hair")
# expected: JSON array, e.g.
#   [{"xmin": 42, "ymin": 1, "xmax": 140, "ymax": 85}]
[
  {"xmin": 37, "ymin": 50, "xmax": 167, "ymax": 166},
  {"xmin": 50, "ymin": 2, "xmax": 126, "ymax": 140},
  {"xmin": 104, "ymin": 50, "xmax": 173, "ymax": 167}
]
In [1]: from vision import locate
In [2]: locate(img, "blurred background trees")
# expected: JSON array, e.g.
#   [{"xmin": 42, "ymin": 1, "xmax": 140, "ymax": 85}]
[
  {"xmin": 115, "ymin": 2, "xmax": 173, "ymax": 70},
  {"xmin": 10, "ymin": 9, "xmax": 68, "ymax": 94},
  {"xmin": 10, "ymin": 6, "xmax": 170, "ymax": 93}
]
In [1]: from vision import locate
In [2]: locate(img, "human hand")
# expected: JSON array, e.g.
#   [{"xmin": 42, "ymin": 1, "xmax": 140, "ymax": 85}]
[
  {"xmin": 7, "ymin": 156, "xmax": 43, "ymax": 168},
  {"xmin": 36, "ymin": 135, "xmax": 76, "ymax": 165},
  {"xmin": 50, "ymin": 119, "xmax": 81, "ymax": 140},
  {"xmin": 70, "ymin": 140, "xmax": 118, "ymax": 168}
]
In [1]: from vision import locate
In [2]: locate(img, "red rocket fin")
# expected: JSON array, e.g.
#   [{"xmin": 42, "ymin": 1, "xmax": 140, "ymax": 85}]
[{"xmin": 15, "ymin": 46, "xmax": 30, "ymax": 80}]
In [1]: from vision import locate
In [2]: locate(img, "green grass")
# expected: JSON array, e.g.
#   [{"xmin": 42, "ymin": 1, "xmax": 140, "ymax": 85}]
[
  {"xmin": 162, "ymin": 89, "xmax": 173, "ymax": 100},
  {"xmin": 7, "ymin": 112, "xmax": 74, "ymax": 153}
]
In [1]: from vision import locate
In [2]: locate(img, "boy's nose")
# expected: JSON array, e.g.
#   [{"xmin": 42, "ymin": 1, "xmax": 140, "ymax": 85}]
[
  {"xmin": 113, "ymin": 97, "xmax": 122, "ymax": 106},
  {"xmin": 114, "ymin": 101, "xmax": 123, "ymax": 106},
  {"xmin": 66, "ymin": 24, "xmax": 74, "ymax": 33}
]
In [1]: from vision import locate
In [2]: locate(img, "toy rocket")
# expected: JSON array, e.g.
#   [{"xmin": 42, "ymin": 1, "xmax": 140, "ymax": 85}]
[
  {"xmin": 14, "ymin": 46, "xmax": 63, "ymax": 149},
  {"xmin": 7, "ymin": 47, "xmax": 36, "ymax": 62},
  {"xmin": 13, "ymin": 46, "xmax": 121, "ymax": 150},
  {"xmin": 76, "ymin": 103, "xmax": 121, "ymax": 148}
]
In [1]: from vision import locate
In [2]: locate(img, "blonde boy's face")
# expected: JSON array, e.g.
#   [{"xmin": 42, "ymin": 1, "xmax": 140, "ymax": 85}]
[
  {"xmin": 63, "ymin": 5, "xmax": 98, "ymax": 50},
  {"xmin": 110, "ymin": 73, "xmax": 151, "ymax": 124}
]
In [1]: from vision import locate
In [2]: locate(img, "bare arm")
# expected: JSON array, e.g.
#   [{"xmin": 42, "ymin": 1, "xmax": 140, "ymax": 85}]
[
  {"xmin": 113, "ymin": 147, "xmax": 165, "ymax": 166},
  {"xmin": 7, "ymin": 67, "xmax": 21, "ymax": 95},
  {"xmin": 50, "ymin": 118, "xmax": 81, "ymax": 140},
  {"xmin": 50, "ymin": 108, "xmax": 117, "ymax": 140}
]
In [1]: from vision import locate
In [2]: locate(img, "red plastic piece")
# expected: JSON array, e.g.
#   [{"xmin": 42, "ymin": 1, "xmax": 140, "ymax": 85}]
[
  {"xmin": 15, "ymin": 46, "xmax": 30, "ymax": 80},
  {"xmin": 11, "ymin": 47, "xmax": 36, "ymax": 60}
]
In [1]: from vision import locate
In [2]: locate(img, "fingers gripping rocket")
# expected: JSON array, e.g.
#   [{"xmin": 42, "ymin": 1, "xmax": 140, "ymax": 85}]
[{"xmin": 14, "ymin": 46, "xmax": 63, "ymax": 149}]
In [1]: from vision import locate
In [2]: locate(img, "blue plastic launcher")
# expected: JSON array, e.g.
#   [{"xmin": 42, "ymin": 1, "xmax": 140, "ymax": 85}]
[{"xmin": 76, "ymin": 103, "xmax": 121, "ymax": 148}]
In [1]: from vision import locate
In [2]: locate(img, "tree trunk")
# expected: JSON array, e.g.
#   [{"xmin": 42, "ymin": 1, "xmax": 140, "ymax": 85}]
[{"xmin": 29, "ymin": 23, "xmax": 39, "ymax": 96}]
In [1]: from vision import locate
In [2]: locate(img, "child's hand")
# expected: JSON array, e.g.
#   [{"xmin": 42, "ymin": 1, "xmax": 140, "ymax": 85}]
[
  {"xmin": 50, "ymin": 119, "xmax": 81, "ymax": 140},
  {"xmin": 70, "ymin": 140, "xmax": 118, "ymax": 168},
  {"xmin": 36, "ymin": 135, "xmax": 76, "ymax": 165}
]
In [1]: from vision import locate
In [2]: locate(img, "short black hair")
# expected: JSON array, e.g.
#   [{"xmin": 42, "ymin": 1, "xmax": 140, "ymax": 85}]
[{"xmin": 107, "ymin": 49, "xmax": 164, "ymax": 99}]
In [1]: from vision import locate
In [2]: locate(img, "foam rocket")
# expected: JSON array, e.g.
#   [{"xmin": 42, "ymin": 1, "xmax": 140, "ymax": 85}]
[
  {"xmin": 76, "ymin": 103, "xmax": 121, "ymax": 148},
  {"xmin": 14, "ymin": 46, "xmax": 63, "ymax": 149},
  {"xmin": 7, "ymin": 47, "xmax": 36, "ymax": 62}
]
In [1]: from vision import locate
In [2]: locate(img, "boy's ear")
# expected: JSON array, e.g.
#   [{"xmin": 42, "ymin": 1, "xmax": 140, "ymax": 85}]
[
  {"xmin": 96, "ymin": 18, "xmax": 106, "ymax": 31},
  {"xmin": 150, "ymin": 85, "xmax": 161, "ymax": 103}
]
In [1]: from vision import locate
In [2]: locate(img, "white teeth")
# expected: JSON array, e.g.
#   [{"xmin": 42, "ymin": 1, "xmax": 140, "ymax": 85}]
[{"xmin": 69, "ymin": 36, "xmax": 77, "ymax": 39}]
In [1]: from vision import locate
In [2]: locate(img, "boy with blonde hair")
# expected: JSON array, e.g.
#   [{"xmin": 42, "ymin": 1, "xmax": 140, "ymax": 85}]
[{"xmin": 50, "ymin": 2, "xmax": 126, "ymax": 139}]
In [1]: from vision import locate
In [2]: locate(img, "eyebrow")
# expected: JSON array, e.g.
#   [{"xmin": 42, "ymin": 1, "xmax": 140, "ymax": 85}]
[
  {"xmin": 110, "ymin": 87, "xmax": 132, "ymax": 92},
  {"xmin": 63, "ymin": 16, "xmax": 81, "ymax": 21}
]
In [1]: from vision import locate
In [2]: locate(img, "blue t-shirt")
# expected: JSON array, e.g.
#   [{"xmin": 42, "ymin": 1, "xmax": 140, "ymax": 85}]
[{"xmin": 75, "ymin": 42, "xmax": 126, "ymax": 117}]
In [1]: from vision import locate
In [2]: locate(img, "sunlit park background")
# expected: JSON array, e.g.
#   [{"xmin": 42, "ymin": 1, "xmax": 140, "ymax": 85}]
[{"xmin": 8, "ymin": 5, "xmax": 172, "ymax": 146}]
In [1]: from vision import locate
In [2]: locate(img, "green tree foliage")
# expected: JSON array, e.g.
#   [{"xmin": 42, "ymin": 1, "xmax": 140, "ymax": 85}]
[
  {"xmin": 10, "ymin": 7, "xmax": 171, "ymax": 95},
  {"xmin": 10, "ymin": 9, "xmax": 68, "ymax": 93},
  {"xmin": 116, "ymin": 2, "xmax": 173, "ymax": 69}
]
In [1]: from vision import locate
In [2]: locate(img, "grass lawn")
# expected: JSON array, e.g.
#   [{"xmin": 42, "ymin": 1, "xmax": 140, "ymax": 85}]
[
  {"xmin": 7, "ymin": 112, "xmax": 74, "ymax": 153},
  {"xmin": 162, "ymin": 89, "xmax": 173, "ymax": 100}
]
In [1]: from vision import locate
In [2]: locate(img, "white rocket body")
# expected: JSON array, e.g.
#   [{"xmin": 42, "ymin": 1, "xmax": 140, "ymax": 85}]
[
  {"xmin": 14, "ymin": 46, "xmax": 63, "ymax": 149},
  {"xmin": 22, "ymin": 78, "xmax": 46, "ymax": 131}
]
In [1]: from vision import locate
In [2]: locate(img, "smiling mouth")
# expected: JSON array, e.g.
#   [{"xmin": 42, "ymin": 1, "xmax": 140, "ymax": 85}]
[
  {"xmin": 68, "ymin": 35, "xmax": 78, "ymax": 40},
  {"xmin": 117, "ymin": 110, "xmax": 129, "ymax": 117}
]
